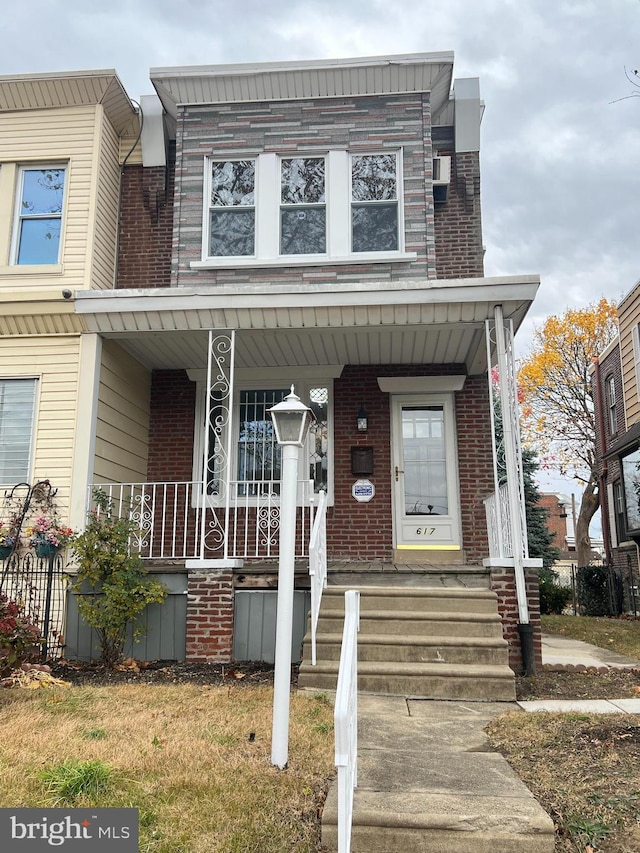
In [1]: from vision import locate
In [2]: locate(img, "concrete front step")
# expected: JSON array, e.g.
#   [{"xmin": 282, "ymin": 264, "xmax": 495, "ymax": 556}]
[
  {"xmin": 311, "ymin": 633, "xmax": 509, "ymax": 665},
  {"xmin": 298, "ymin": 661, "xmax": 516, "ymax": 700},
  {"xmin": 316, "ymin": 609, "xmax": 504, "ymax": 638},
  {"xmin": 321, "ymin": 585, "xmax": 500, "ymax": 614},
  {"xmin": 321, "ymin": 788, "xmax": 554, "ymax": 853}
]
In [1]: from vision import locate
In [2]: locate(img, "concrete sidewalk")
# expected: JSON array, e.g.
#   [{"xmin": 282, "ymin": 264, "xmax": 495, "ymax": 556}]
[{"xmin": 541, "ymin": 631, "xmax": 640, "ymax": 671}]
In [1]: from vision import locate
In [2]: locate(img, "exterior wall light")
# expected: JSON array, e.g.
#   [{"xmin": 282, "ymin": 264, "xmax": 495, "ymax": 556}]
[{"xmin": 357, "ymin": 405, "xmax": 368, "ymax": 432}]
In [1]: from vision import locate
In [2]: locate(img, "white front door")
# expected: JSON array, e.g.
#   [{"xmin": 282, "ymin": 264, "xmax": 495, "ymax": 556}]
[{"xmin": 391, "ymin": 395, "xmax": 461, "ymax": 551}]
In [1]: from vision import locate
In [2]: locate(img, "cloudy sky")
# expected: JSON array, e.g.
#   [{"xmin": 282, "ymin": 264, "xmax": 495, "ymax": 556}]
[{"xmin": 2, "ymin": 0, "xmax": 638, "ymax": 512}]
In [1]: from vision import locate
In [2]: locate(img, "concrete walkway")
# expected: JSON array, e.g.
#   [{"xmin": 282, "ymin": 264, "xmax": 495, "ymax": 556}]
[
  {"xmin": 319, "ymin": 631, "xmax": 640, "ymax": 851},
  {"xmin": 321, "ymin": 695, "xmax": 555, "ymax": 852}
]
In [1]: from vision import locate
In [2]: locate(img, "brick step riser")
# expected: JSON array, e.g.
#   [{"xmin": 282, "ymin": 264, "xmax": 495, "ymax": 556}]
[
  {"xmin": 306, "ymin": 642, "xmax": 508, "ymax": 665},
  {"xmin": 316, "ymin": 616, "xmax": 503, "ymax": 638},
  {"xmin": 298, "ymin": 672, "xmax": 515, "ymax": 701}
]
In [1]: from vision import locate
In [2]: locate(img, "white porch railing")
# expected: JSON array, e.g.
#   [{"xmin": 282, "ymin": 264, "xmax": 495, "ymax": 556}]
[
  {"xmin": 88, "ymin": 480, "xmax": 315, "ymax": 561},
  {"xmin": 484, "ymin": 483, "xmax": 527, "ymax": 560},
  {"xmin": 334, "ymin": 589, "xmax": 360, "ymax": 853},
  {"xmin": 308, "ymin": 489, "xmax": 327, "ymax": 665}
]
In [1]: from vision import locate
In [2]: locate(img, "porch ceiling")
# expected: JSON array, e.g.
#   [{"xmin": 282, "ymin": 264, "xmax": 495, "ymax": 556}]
[{"xmin": 74, "ymin": 275, "xmax": 540, "ymax": 375}]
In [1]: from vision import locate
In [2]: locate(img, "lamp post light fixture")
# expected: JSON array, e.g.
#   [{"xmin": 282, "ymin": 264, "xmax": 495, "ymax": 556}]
[
  {"xmin": 268, "ymin": 386, "xmax": 315, "ymax": 769},
  {"xmin": 356, "ymin": 404, "xmax": 368, "ymax": 432}
]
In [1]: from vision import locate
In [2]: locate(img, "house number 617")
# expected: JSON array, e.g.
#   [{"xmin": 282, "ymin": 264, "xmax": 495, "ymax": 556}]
[{"xmin": 415, "ymin": 527, "xmax": 436, "ymax": 536}]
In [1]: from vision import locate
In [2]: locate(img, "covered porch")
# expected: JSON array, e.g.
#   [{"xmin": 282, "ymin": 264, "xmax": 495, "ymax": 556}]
[{"xmin": 73, "ymin": 274, "xmax": 541, "ymax": 667}]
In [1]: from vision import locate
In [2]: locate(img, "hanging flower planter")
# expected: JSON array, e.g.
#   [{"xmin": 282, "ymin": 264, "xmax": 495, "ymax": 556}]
[
  {"xmin": 0, "ymin": 545, "xmax": 13, "ymax": 561},
  {"xmin": 34, "ymin": 542, "xmax": 60, "ymax": 560}
]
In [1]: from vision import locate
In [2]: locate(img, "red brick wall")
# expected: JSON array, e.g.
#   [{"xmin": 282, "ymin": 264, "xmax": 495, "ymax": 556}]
[
  {"xmin": 148, "ymin": 370, "xmax": 196, "ymax": 481},
  {"xmin": 434, "ymin": 151, "xmax": 484, "ymax": 279},
  {"xmin": 186, "ymin": 569, "xmax": 234, "ymax": 660},
  {"xmin": 538, "ymin": 494, "xmax": 567, "ymax": 550},
  {"xmin": 491, "ymin": 566, "xmax": 543, "ymax": 673},
  {"xmin": 117, "ymin": 143, "xmax": 175, "ymax": 289},
  {"xmin": 328, "ymin": 365, "xmax": 493, "ymax": 562}
]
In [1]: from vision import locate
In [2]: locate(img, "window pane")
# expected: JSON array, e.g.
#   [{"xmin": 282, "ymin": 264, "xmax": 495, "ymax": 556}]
[
  {"xmin": 17, "ymin": 218, "xmax": 62, "ymax": 264},
  {"xmin": 402, "ymin": 407, "xmax": 448, "ymax": 515},
  {"xmin": 622, "ymin": 448, "xmax": 640, "ymax": 533},
  {"xmin": 281, "ymin": 158, "xmax": 325, "ymax": 204},
  {"xmin": 237, "ymin": 390, "xmax": 287, "ymax": 488},
  {"xmin": 280, "ymin": 208, "xmax": 326, "ymax": 254},
  {"xmin": 352, "ymin": 204, "xmax": 398, "ymax": 252},
  {"xmin": 309, "ymin": 387, "xmax": 329, "ymax": 492},
  {"xmin": 351, "ymin": 154, "xmax": 396, "ymax": 201},
  {"xmin": 0, "ymin": 379, "xmax": 36, "ymax": 484},
  {"xmin": 21, "ymin": 169, "xmax": 65, "ymax": 215},
  {"xmin": 210, "ymin": 209, "xmax": 255, "ymax": 256},
  {"xmin": 211, "ymin": 161, "xmax": 255, "ymax": 206}
]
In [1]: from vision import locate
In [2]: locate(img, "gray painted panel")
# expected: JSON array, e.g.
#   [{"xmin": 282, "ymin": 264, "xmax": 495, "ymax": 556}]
[
  {"xmin": 65, "ymin": 573, "xmax": 187, "ymax": 662},
  {"xmin": 233, "ymin": 590, "xmax": 311, "ymax": 664}
]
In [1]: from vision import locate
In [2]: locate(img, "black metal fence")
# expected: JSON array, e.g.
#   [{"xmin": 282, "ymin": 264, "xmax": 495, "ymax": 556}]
[
  {"xmin": 0, "ymin": 550, "xmax": 67, "ymax": 662},
  {"xmin": 561, "ymin": 563, "xmax": 639, "ymax": 617}
]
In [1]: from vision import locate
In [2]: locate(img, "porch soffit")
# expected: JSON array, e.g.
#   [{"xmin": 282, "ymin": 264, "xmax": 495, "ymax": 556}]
[{"xmin": 73, "ymin": 275, "xmax": 539, "ymax": 375}]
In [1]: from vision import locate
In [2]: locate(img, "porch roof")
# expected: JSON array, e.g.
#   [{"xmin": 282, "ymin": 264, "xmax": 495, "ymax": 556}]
[{"xmin": 73, "ymin": 274, "xmax": 540, "ymax": 375}]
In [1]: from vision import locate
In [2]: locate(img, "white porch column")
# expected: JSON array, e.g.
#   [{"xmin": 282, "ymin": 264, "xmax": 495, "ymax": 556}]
[{"xmin": 493, "ymin": 305, "xmax": 530, "ymax": 625}]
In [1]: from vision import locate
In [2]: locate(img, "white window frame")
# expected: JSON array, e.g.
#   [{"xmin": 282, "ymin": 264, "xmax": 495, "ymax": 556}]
[
  {"xmin": 0, "ymin": 377, "xmax": 38, "ymax": 486},
  {"xmin": 193, "ymin": 150, "xmax": 415, "ymax": 269},
  {"xmin": 11, "ymin": 165, "xmax": 67, "ymax": 266},
  {"xmin": 279, "ymin": 155, "xmax": 327, "ymax": 256},
  {"xmin": 606, "ymin": 375, "xmax": 617, "ymax": 437},
  {"xmin": 192, "ymin": 372, "xmax": 335, "ymax": 506}
]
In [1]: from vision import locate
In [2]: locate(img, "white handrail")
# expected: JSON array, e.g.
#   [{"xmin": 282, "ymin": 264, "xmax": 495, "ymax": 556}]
[
  {"xmin": 334, "ymin": 589, "xmax": 360, "ymax": 853},
  {"xmin": 308, "ymin": 489, "xmax": 327, "ymax": 665}
]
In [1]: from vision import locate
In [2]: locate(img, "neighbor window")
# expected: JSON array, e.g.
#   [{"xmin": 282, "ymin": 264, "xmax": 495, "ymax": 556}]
[
  {"xmin": 209, "ymin": 160, "xmax": 255, "ymax": 257},
  {"xmin": 351, "ymin": 153, "xmax": 399, "ymax": 252},
  {"xmin": 606, "ymin": 375, "xmax": 617, "ymax": 437},
  {"xmin": 14, "ymin": 167, "xmax": 66, "ymax": 264},
  {"xmin": 280, "ymin": 157, "xmax": 326, "ymax": 255},
  {"xmin": 0, "ymin": 379, "xmax": 37, "ymax": 484},
  {"xmin": 612, "ymin": 480, "xmax": 627, "ymax": 546}
]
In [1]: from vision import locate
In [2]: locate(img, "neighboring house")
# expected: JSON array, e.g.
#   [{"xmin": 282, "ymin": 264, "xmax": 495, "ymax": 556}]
[
  {"xmin": 0, "ymin": 71, "xmax": 139, "ymax": 525},
  {"xmin": 1, "ymin": 54, "xmax": 544, "ymax": 673},
  {"xmin": 593, "ymin": 281, "xmax": 640, "ymax": 610}
]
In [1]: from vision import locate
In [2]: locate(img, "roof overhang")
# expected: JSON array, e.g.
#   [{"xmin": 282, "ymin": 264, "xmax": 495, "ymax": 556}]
[
  {"xmin": 150, "ymin": 52, "xmax": 454, "ymax": 122},
  {"xmin": 0, "ymin": 69, "xmax": 138, "ymax": 135},
  {"xmin": 73, "ymin": 274, "xmax": 540, "ymax": 375}
]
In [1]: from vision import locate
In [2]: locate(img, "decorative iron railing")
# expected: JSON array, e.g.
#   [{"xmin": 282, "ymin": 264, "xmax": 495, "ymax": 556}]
[
  {"xmin": 484, "ymin": 483, "xmax": 528, "ymax": 560},
  {"xmin": 88, "ymin": 480, "xmax": 315, "ymax": 561},
  {"xmin": 334, "ymin": 589, "xmax": 360, "ymax": 853},
  {"xmin": 308, "ymin": 490, "xmax": 327, "ymax": 666}
]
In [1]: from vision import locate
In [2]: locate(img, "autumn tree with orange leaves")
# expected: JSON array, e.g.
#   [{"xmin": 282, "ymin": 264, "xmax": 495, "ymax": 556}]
[{"xmin": 518, "ymin": 298, "xmax": 619, "ymax": 567}]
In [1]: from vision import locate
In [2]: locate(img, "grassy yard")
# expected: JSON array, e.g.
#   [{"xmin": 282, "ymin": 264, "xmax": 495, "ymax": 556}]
[
  {"xmin": 542, "ymin": 614, "xmax": 640, "ymax": 660},
  {"xmin": 487, "ymin": 711, "xmax": 640, "ymax": 853},
  {"xmin": 0, "ymin": 682, "xmax": 335, "ymax": 852}
]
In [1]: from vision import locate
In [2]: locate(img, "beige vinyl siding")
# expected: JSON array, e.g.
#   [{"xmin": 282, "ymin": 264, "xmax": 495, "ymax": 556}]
[
  {"xmin": 0, "ymin": 335, "xmax": 81, "ymax": 519},
  {"xmin": 0, "ymin": 105, "xmax": 121, "ymax": 293},
  {"xmin": 90, "ymin": 110, "xmax": 121, "ymax": 290},
  {"xmin": 93, "ymin": 340, "xmax": 150, "ymax": 483},
  {"xmin": 619, "ymin": 287, "xmax": 640, "ymax": 426}
]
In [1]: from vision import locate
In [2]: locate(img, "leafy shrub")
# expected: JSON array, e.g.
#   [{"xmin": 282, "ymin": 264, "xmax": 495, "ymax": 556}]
[
  {"xmin": 0, "ymin": 593, "xmax": 42, "ymax": 676},
  {"xmin": 576, "ymin": 565, "xmax": 614, "ymax": 616},
  {"xmin": 539, "ymin": 567, "xmax": 572, "ymax": 615},
  {"xmin": 72, "ymin": 490, "xmax": 167, "ymax": 668}
]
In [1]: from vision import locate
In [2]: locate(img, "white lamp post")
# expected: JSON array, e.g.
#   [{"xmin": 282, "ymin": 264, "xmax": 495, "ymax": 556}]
[{"xmin": 269, "ymin": 385, "xmax": 314, "ymax": 769}]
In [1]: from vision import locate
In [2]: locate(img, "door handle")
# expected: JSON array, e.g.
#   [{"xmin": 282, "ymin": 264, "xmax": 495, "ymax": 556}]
[{"xmin": 395, "ymin": 466, "xmax": 404, "ymax": 481}]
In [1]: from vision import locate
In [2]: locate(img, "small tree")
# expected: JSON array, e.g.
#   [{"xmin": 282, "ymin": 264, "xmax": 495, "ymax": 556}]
[
  {"xmin": 72, "ymin": 491, "xmax": 167, "ymax": 668},
  {"xmin": 518, "ymin": 299, "xmax": 619, "ymax": 566}
]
